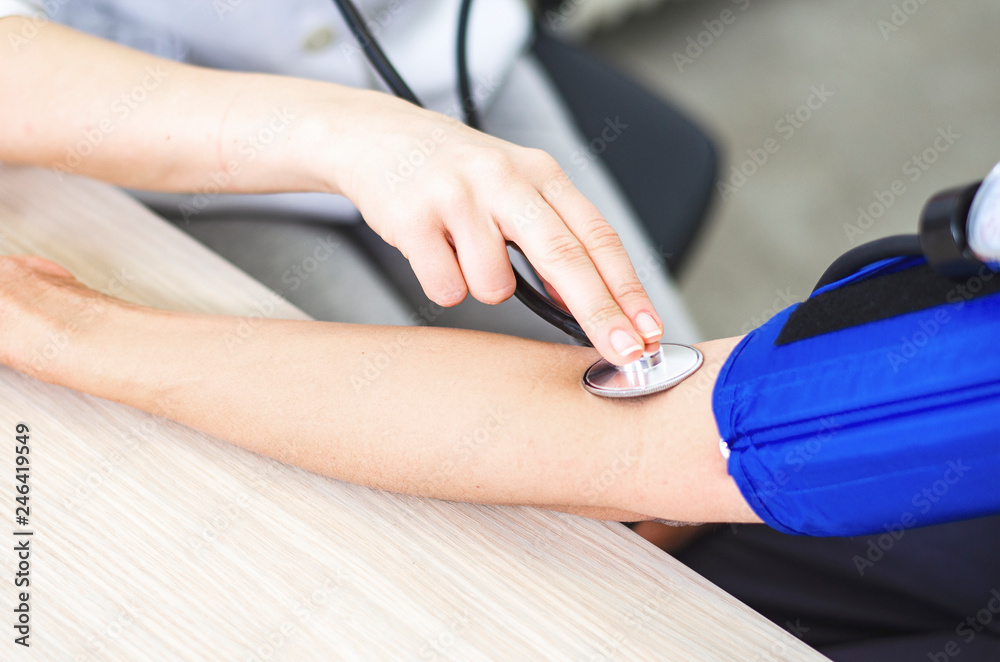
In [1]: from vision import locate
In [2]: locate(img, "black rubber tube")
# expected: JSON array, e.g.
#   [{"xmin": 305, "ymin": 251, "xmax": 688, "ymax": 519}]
[
  {"xmin": 330, "ymin": 0, "xmax": 421, "ymax": 104},
  {"xmin": 812, "ymin": 234, "xmax": 923, "ymax": 292},
  {"xmin": 456, "ymin": 0, "xmax": 481, "ymax": 130}
]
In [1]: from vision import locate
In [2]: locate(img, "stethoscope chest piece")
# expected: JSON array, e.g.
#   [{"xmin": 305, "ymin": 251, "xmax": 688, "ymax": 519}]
[{"xmin": 582, "ymin": 343, "xmax": 704, "ymax": 398}]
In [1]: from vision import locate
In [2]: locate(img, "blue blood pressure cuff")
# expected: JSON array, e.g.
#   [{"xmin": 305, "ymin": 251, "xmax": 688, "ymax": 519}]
[{"xmin": 713, "ymin": 256, "xmax": 1000, "ymax": 536}]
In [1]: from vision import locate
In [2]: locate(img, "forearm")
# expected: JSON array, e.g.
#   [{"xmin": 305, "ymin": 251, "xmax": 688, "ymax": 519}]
[
  {"xmin": 29, "ymin": 299, "xmax": 756, "ymax": 524},
  {"xmin": 0, "ymin": 16, "xmax": 387, "ymax": 194}
]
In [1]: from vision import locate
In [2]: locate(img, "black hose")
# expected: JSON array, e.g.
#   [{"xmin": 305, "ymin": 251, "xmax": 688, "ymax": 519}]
[
  {"xmin": 512, "ymin": 269, "xmax": 589, "ymax": 343},
  {"xmin": 812, "ymin": 234, "xmax": 923, "ymax": 292},
  {"xmin": 456, "ymin": 0, "xmax": 481, "ymax": 130},
  {"xmin": 330, "ymin": 0, "xmax": 422, "ymax": 105}
]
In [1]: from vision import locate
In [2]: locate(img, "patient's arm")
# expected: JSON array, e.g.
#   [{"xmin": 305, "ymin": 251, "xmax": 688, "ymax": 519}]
[{"xmin": 2, "ymin": 256, "xmax": 761, "ymax": 525}]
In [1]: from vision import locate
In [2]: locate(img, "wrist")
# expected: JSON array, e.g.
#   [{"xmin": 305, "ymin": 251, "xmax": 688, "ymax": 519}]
[
  {"xmin": 293, "ymin": 85, "xmax": 454, "ymax": 201},
  {"xmin": 19, "ymin": 291, "xmax": 135, "ymax": 388},
  {"xmin": 288, "ymin": 83, "xmax": 389, "ymax": 198}
]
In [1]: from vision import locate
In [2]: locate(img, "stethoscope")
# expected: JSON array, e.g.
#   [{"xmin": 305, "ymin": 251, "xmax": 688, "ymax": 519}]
[{"xmin": 331, "ymin": 0, "xmax": 999, "ymax": 398}]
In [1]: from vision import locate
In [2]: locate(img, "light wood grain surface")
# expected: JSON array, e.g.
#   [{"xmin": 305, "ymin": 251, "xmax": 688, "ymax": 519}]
[{"xmin": 0, "ymin": 165, "xmax": 827, "ymax": 661}]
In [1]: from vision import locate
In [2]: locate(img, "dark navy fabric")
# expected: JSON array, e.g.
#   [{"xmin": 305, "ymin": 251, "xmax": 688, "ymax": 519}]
[
  {"xmin": 713, "ymin": 256, "xmax": 1000, "ymax": 536},
  {"xmin": 675, "ymin": 517, "xmax": 1000, "ymax": 661}
]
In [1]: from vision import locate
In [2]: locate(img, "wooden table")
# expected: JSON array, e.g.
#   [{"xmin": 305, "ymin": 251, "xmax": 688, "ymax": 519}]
[{"xmin": 0, "ymin": 165, "xmax": 827, "ymax": 661}]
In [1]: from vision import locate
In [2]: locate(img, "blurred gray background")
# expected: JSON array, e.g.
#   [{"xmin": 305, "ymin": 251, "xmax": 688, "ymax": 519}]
[{"xmin": 578, "ymin": 0, "xmax": 999, "ymax": 339}]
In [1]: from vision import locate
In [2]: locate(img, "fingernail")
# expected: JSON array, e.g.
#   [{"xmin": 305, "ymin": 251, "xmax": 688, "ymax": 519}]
[
  {"xmin": 635, "ymin": 312, "xmax": 662, "ymax": 339},
  {"xmin": 610, "ymin": 329, "xmax": 643, "ymax": 357}
]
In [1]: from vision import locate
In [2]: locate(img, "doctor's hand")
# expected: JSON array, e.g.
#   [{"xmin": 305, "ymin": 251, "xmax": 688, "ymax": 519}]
[{"xmin": 327, "ymin": 90, "xmax": 663, "ymax": 366}]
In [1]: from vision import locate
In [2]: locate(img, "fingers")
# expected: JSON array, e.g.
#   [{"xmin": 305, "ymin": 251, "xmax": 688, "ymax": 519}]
[
  {"xmin": 522, "ymin": 151, "xmax": 666, "ymax": 357},
  {"xmin": 401, "ymin": 220, "xmax": 517, "ymax": 308},
  {"xmin": 498, "ymin": 181, "xmax": 648, "ymax": 366},
  {"xmin": 527, "ymin": 153, "xmax": 665, "ymax": 349},
  {"xmin": 399, "ymin": 227, "xmax": 468, "ymax": 307},
  {"xmin": 449, "ymin": 219, "xmax": 516, "ymax": 305},
  {"xmin": 552, "ymin": 209, "xmax": 665, "ymax": 346}
]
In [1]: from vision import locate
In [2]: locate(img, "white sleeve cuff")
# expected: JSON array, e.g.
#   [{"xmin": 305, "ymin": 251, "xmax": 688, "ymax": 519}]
[{"xmin": 0, "ymin": 0, "xmax": 45, "ymax": 20}]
